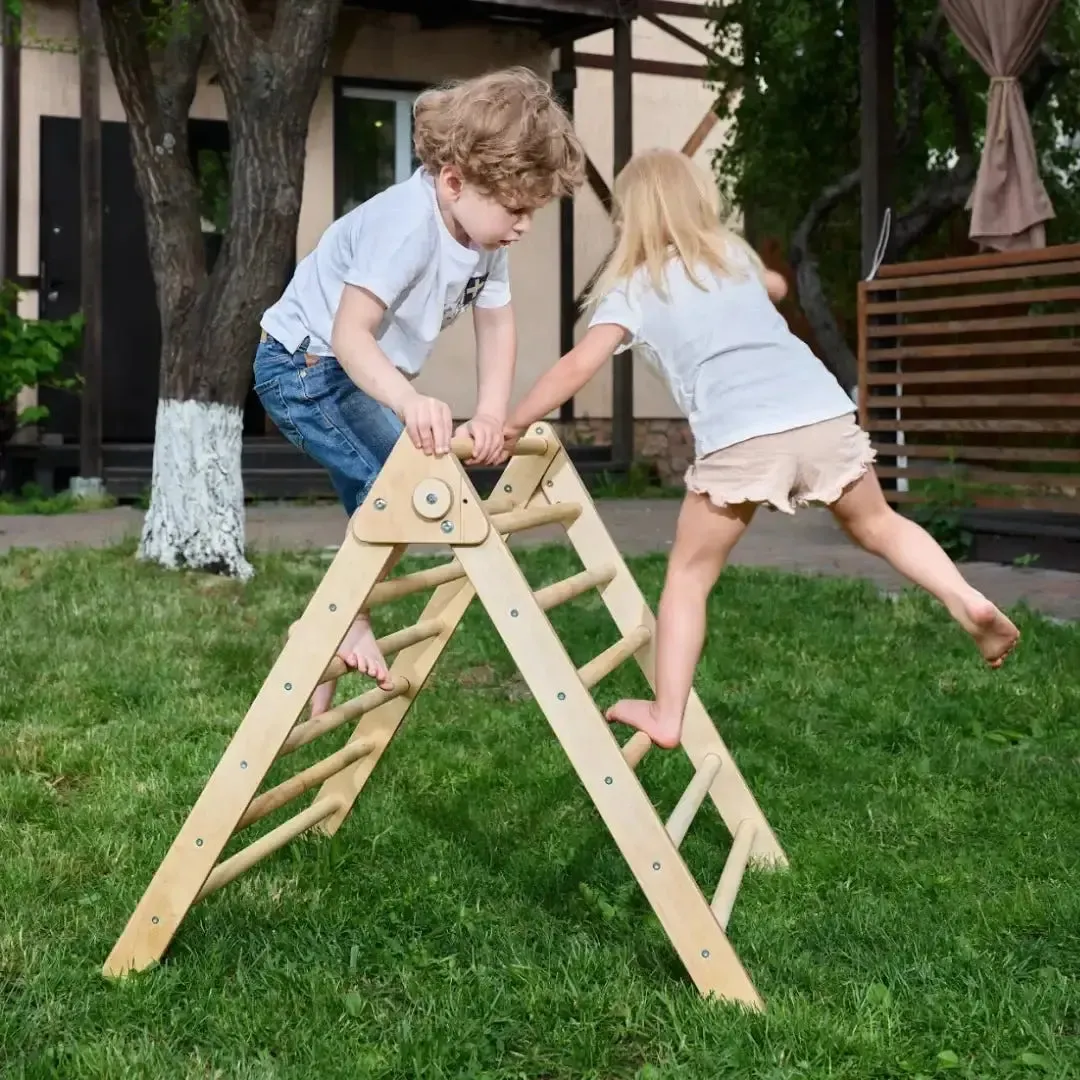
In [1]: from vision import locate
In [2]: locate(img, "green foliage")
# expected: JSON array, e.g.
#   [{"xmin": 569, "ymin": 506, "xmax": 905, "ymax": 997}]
[
  {"xmin": 709, "ymin": 0, "xmax": 1080, "ymax": 329},
  {"xmin": 0, "ymin": 280, "xmax": 84, "ymax": 439}
]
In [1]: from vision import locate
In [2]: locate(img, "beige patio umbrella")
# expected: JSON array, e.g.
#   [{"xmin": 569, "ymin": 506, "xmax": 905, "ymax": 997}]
[{"xmin": 940, "ymin": 0, "xmax": 1059, "ymax": 250}]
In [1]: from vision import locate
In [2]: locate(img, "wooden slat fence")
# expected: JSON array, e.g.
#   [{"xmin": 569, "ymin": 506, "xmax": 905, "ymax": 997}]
[{"xmin": 857, "ymin": 243, "xmax": 1080, "ymax": 514}]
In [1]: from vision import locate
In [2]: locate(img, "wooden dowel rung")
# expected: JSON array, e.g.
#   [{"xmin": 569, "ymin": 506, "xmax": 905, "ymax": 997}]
[
  {"xmin": 238, "ymin": 741, "xmax": 374, "ymax": 832},
  {"xmin": 490, "ymin": 501, "xmax": 582, "ymax": 535},
  {"xmin": 194, "ymin": 798, "xmax": 343, "ymax": 904},
  {"xmin": 452, "ymin": 434, "xmax": 548, "ymax": 458},
  {"xmin": 366, "ymin": 561, "xmax": 465, "ymax": 607},
  {"xmin": 577, "ymin": 625, "xmax": 651, "ymax": 689},
  {"xmin": 482, "ymin": 495, "xmax": 515, "ymax": 515},
  {"xmin": 534, "ymin": 565, "xmax": 616, "ymax": 611},
  {"xmin": 710, "ymin": 820, "xmax": 757, "ymax": 930},
  {"xmin": 319, "ymin": 618, "xmax": 445, "ymax": 685},
  {"xmin": 279, "ymin": 679, "xmax": 408, "ymax": 757},
  {"xmin": 665, "ymin": 753, "xmax": 722, "ymax": 848},
  {"xmin": 621, "ymin": 730, "xmax": 654, "ymax": 769}
]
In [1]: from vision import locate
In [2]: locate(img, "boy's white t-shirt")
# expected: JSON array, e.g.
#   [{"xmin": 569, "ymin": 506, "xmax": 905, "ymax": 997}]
[
  {"xmin": 260, "ymin": 167, "xmax": 510, "ymax": 376},
  {"xmin": 588, "ymin": 249, "xmax": 855, "ymax": 458}
]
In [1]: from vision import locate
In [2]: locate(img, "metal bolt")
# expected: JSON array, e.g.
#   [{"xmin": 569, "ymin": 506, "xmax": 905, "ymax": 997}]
[
  {"xmin": 152, "ymin": 916, "xmax": 160, "ymax": 925},
  {"xmin": 510, "ymin": 609, "xmax": 518, "ymax": 618},
  {"xmin": 605, "ymin": 776, "xmax": 613, "ymax": 785},
  {"xmin": 196, "ymin": 838, "xmax": 204, "ymax": 847},
  {"xmin": 426, "ymin": 492, "xmax": 438, "ymax": 505},
  {"xmin": 329, "ymin": 603, "xmax": 337, "ymax": 612},
  {"xmin": 374, "ymin": 498, "xmax": 387, "ymax": 511},
  {"xmin": 701, "ymin": 949, "xmax": 710, "ymax": 959},
  {"xmin": 441, "ymin": 521, "xmax": 454, "ymax": 534},
  {"xmin": 652, "ymin": 862, "xmax": 661, "ymax": 871},
  {"xmin": 503, "ymin": 483, "xmax": 512, "ymax": 493},
  {"xmin": 534, "ymin": 426, "xmax": 544, "ymax": 434},
  {"xmin": 557, "ymin": 692, "xmax": 566, "ymax": 701},
  {"xmin": 546, "ymin": 480, "xmax": 553, "ymax": 487},
  {"xmin": 240, "ymin": 761, "xmax": 248, "ymax": 770},
  {"xmin": 284, "ymin": 682, "xmax": 293, "ymax": 691}
]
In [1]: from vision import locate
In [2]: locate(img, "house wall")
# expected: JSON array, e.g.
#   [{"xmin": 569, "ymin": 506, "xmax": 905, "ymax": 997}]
[{"xmin": 11, "ymin": 2, "xmax": 728, "ymax": 444}]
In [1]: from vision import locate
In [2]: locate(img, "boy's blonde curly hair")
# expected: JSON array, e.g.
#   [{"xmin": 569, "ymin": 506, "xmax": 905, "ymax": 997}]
[{"xmin": 413, "ymin": 66, "xmax": 585, "ymax": 208}]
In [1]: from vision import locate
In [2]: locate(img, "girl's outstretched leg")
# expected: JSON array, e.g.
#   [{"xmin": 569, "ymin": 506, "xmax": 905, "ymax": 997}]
[
  {"xmin": 607, "ymin": 492, "xmax": 754, "ymax": 748},
  {"xmin": 829, "ymin": 469, "xmax": 1019, "ymax": 666}
]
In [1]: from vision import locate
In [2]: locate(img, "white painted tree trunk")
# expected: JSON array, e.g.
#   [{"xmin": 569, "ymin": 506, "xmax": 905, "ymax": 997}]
[{"xmin": 138, "ymin": 398, "xmax": 254, "ymax": 581}]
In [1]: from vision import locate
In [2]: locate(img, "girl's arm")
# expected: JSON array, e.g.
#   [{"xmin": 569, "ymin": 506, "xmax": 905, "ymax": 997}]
[{"xmin": 505, "ymin": 322, "xmax": 629, "ymax": 439}]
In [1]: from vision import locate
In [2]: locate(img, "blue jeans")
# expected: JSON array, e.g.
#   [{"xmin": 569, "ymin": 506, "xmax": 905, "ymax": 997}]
[{"xmin": 253, "ymin": 333, "xmax": 404, "ymax": 514}]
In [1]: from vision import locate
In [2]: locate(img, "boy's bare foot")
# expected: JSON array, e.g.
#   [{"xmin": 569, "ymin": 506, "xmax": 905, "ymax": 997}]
[
  {"xmin": 290, "ymin": 613, "xmax": 395, "ymax": 717},
  {"xmin": 959, "ymin": 593, "xmax": 1020, "ymax": 668},
  {"xmin": 605, "ymin": 698, "xmax": 682, "ymax": 749}
]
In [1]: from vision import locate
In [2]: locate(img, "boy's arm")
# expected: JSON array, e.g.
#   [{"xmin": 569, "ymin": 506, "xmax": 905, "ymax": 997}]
[
  {"xmin": 505, "ymin": 321, "xmax": 628, "ymax": 441},
  {"xmin": 332, "ymin": 284, "xmax": 453, "ymax": 456},
  {"xmin": 457, "ymin": 301, "xmax": 516, "ymax": 465}
]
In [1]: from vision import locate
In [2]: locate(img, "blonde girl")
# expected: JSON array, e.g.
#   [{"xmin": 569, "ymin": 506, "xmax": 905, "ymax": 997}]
[{"xmin": 502, "ymin": 147, "xmax": 1019, "ymax": 751}]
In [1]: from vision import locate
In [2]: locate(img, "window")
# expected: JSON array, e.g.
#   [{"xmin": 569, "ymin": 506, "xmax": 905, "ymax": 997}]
[{"xmin": 336, "ymin": 85, "xmax": 421, "ymax": 215}]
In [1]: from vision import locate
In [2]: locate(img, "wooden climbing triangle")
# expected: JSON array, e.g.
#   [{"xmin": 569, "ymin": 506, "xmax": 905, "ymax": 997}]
[{"xmin": 102, "ymin": 423, "xmax": 788, "ymax": 1008}]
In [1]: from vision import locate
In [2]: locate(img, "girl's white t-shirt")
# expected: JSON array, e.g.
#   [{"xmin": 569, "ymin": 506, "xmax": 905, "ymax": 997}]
[
  {"xmin": 261, "ymin": 168, "xmax": 510, "ymax": 376},
  {"xmin": 588, "ymin": 251, "xmax": 855, "ymax": 458}
]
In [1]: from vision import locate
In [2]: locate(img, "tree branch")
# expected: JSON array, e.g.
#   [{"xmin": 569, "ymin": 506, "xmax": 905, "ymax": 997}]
[
  {"xmin": 917, "ymin": 17, "xmax": 975, "ymax": 156},
  {"xmin": 201, "ymin": 0, "xmax": 258, "ymax": 103},
  {"xmin": 789, "ymin": 167, "xmax": 861, "ymax": 389},
  {"xmin": 898, "ymin": 9, "xmax": 945, "ymax": 152}
]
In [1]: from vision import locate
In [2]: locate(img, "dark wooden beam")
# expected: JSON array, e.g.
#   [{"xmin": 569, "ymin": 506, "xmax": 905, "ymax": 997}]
[
  {"xmin": 574, "ymin": 51, "xmax": 709, "ymax": 80},
  {"xmin": 641, "ymin": 11, "xmax": 718, "ymax": 63},
  {"xmin": 859, "ymin": 0, "xmax": 897, "ymax": 490},
  {"xmin": 555, "ymin": 46, "xmax": 577, "ymax": 422},
  {"xmin": 78, "ymin": 0, "xmax": 104, "ymax": 483},
  {"xmin": 859, "ymin": 0, "xmax": 895, "ymax": 277},
  {"xmin": 611, "ymin": 16, "xmax": 633, "ymax": 465},
  {"xmin": 1, "ymin": 4, "xmax": 20, "ymax": 284},
  {"xmin": 639, "ymin": 1, "xmax": 711, "ymax": 16}
]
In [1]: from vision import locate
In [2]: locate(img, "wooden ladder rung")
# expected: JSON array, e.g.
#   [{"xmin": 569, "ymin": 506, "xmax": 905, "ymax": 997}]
[
  {"xmin": 534, "ymin": 565, "xmax": 616, "ymax": 611},
  {"xmin": 279, "ymin": 679, "xmax": 408, "ymax": 757},
  {"xmin": 621, "ymin": 730, "xmax": 653, "ymax": 769},
  {"xmin": 452, "ymin": 434, "xmax": 548, "ymax": 458},
  {"xmin": 320, "ymin": 619, "xmax": 445, "ymax": 685},
  {"xmin": 195, "ymin": 798, "xmax": 344, "ymax": 904},
  {"xmin": 710, "ymin": 820, "xmax": 757, "ymax": 930},
  {"xmin": 490, "ymin": 501, "xmax": 582, "ymax": 535},
  {"xmin": 367, "ymin": 561, "xmax": 465, "ymax": 607},
  {"xmin": 666, "ymin": 753, "xmax": 722, "ymax": 848},
  {"xmin": 238, "ymin": 740, "xmax": 375, "ymax": 832},
  {"xmin": 578, "ymin": 625, "xmax": 651, "ymax": 689}
]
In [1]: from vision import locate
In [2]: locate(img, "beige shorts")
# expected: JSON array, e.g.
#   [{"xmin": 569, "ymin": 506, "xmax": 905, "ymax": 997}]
[{"xmin": 685, "ymin": 413, "xmax": 876, "ymax": 515}]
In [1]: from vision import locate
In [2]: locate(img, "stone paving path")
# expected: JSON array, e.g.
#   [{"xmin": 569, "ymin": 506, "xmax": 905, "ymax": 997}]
[{"xmin": 2, "ymin": 499, "xmax": 1078, "ymax": 621}]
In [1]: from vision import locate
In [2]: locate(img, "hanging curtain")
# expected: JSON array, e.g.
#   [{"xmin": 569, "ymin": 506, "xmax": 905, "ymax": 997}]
[{"xmin": 939, "ymin": 0, "xmax": 1059, "ymax": 250}]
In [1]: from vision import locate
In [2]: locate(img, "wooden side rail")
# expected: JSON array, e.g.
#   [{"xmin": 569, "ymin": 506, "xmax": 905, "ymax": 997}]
[{"xmin": 857, "ymin": 243, "xmax": 1080, "ymax": 515}]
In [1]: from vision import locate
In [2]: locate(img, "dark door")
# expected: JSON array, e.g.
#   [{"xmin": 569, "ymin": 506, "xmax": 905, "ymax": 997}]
[
  {"xmin": 39, "ymin": 117, "xmax": 160, "ymax": 441},
  {"xmin": 37, "ymin": 116, "xmax": 270, "ymax": 444}
]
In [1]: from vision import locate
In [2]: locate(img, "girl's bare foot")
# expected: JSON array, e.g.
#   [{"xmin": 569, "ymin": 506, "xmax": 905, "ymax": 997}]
[
  {"xmin": 290, "ymin": 613, "xmax": 394, "ymax": 717},
  {"xmin": 959, "ymin": 593, "xmax": 1020, "ymax": 668},
  {"xmin": 605, "ymin": 698, "xmax": 682, "ymax": 749}
]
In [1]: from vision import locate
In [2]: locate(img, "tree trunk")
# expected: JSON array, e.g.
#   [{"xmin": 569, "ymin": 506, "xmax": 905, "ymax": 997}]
[{"xmin": 99, "ymin": 0, "xmax": 340, "ymax": 580}]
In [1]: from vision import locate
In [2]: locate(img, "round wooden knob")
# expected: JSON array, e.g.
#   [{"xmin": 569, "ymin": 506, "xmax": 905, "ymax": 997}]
[{"xmin": 412, "ymin": 479, "xmax": 453, "ymax": 521}]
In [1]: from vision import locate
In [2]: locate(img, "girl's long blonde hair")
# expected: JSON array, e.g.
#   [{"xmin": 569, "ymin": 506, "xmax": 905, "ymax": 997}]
[{"xmin": 585, "ymin": 147, "xmax": 765, "ymax": 308}]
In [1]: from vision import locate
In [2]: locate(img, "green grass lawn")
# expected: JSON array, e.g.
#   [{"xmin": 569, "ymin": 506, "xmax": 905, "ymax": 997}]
[{"xmin": 1, "ymin": 542, "xmax": 1078, "ymax": 1080}]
